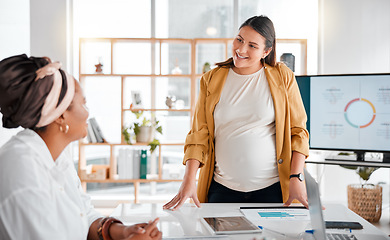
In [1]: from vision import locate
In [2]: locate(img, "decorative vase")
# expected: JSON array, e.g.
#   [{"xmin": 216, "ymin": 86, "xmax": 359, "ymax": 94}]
[
  {"xmin": 347, "ymin": 184, "xmax": 382, "ymax": 222},
  {"xmin": 165, "ymin": 96, "xmax": 176, "ymax": 109},
  {"xmin": 280, "ymin": 53, "xmax": 295, "ymax": 72},
  {"xmin": 136, "ymin": 126, "xmax": 154, "ymax": 143}
]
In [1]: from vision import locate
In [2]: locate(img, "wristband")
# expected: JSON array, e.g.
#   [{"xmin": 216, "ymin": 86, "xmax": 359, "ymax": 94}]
[{"xmin": 97, "ymin": 217, "xmax": 123, "ymax": 240}]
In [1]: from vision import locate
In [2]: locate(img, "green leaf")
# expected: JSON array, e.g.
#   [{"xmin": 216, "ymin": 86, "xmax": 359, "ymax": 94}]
[
  {"xmin": 156, "ymin": 126, "xmax": 163, "ymax": 135},
  {"xmin": 132, "ymin": 110, "xmax": 143, "ymax": 119},
  {"xmin": 148, "ymin": 139, "xmax": 160, "ymax": 153},
  {"xmin": 133, "ymin": 123, "xmax": 140, "ymax": 135},
  {"xmin": 357, "ymin": 167, "xmax": 379, "ymax": 181},
  {"xmin": 139, "ymin": 116, "xmax": 153, "ymax": 126},
  {"xmin": 339, "ymin": 165, "xmax": 379, "ymax": 183},
  {"xmin": 121, "ymin": 127, "xmax": 132, "ymax": 145}
]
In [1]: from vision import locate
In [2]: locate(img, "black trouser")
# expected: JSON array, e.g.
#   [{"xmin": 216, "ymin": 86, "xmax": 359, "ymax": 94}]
[{"xmin": 208, "ymin": 179, "xmax": 283, "ymax": 203}]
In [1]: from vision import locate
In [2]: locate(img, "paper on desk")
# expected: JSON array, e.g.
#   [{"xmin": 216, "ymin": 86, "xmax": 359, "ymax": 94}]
[
  {"xmin": 240, "ymin": 208, "xmax": 310, "ymax": 237},
  {"xmin": 241, "ymin": 208, "xmax": 310, "ymax": 221}
]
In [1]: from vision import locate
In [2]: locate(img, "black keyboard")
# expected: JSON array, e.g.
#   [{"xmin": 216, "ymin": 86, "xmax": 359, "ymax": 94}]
[{"xmin": 326, "ymin": 233, "xmax": 357, "ymax": 240}]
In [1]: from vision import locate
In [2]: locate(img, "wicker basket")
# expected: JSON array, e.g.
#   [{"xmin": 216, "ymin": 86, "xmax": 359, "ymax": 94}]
[{"xmin": 347, "ymin": 184, "xmax": 382, "ymax": 222}]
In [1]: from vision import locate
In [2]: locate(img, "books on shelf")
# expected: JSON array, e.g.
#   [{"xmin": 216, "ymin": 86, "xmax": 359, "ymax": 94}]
[
  {"xmin": 117, "ymin": 148, "xmax": 148, "ymax": 180},
  {"xmin": 140, "ymin": 149, "xmax": 147, "ymax": 179},
  {"xmin": 87, "ymin": 117, "xmax": 105, "ymax": 143},
  {"xmin": 117, "ymin": 148, "xmax": 134, "ymax": 179},
  {"xmin": 132, "ymin": 149, "xmax": 141, "ymax": 179},
  {"xmin": 87, "ymin": 123, "xmax": 96, "ymax": 143}
]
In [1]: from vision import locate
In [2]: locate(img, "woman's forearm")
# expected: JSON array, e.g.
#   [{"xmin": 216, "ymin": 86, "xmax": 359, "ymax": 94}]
[
  {"xmin": 184, "ymin": 159, "xmax": 201, "ymax": 180},
  {"xmin": 290, "ymin": 151, "xmax": 305, "ymax": 174},
  {"xmin": 88, "ymin": 218, "xmax": 127, "ymax": 240},
  {"xmin": 87, "ymin": 218, "xmax": 102, "ymax": 240}
]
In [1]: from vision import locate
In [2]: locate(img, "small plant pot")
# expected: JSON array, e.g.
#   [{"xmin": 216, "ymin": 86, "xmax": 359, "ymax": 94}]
[
  {"xmin": 347, "ymin": 184, "xmax": 382, "ymax": 222},
  {"xmin": 136, "ymin": 126, "xmax": 154, "ymax": 143}
]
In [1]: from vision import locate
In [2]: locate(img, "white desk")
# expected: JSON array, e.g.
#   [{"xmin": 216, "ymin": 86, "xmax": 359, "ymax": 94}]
[{"xmin": 111, "ymin": 203, "xmax": 389, "ymax": 240}]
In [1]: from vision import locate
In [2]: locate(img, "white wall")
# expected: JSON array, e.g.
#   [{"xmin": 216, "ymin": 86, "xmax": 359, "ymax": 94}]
[
  {"xmin": 0, "ymin": 0, "xmax": 30, "ymax": 59},
  {"xmin": 317, "ymin": 0, "xmax": 390, "ymax": 204},
  {"xmin": 0, "ymin": 0, "xmax": 70, "ymax": 146},
  {"xmin": 0, "ymin": 0, "xmax": 30, "ymax": 146},
  {"xmin": 30, "ymin": 0, "xmax": 70, "ymax": 71},
  {"xmin": 256, "ymin": 0, "xmax": 319, "ymax": 75},
  {"xmin": 318, "ymin": 0, "xmax": 390, "ymax": 74}
]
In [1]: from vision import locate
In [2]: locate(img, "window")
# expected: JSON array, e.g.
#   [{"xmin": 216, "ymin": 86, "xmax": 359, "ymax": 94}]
[{"xmin": 155, "ymin": 0, "xmax": 234, "ymax": 38}]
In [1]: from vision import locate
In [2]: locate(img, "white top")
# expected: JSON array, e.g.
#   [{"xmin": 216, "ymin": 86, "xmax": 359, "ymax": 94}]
[
  {"xmin": 213, "ymin": 68, "xmax": 279, "ymax": 192},
  {"xmin": 0, "ymin": 129, "xmax": 102, "ymax": 240}
]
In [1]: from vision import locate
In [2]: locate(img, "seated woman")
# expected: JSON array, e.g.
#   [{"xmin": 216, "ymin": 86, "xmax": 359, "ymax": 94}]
[{"xmin": 0, "ymin": 54, "xmax": 162, "ymax": 240}]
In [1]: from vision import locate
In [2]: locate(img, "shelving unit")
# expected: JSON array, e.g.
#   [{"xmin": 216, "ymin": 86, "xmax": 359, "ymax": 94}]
[{"xmin": 78, "ymin": 37, "xmax": 307, "ymax": 203}]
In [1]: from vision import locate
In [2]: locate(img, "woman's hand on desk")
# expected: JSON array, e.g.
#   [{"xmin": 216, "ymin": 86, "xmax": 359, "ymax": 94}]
[
  {"xmin": 163, "ymin": 159, "xmax": 200, "ymax": 211},
  {"xmin": 163, "ymin": 159, "xmax": 201, "ymax": 211},
  {"xmin": 163, "ymin": 176, "xmax": 201, "ymax": 210},
  {"xmin": 123, "ymin": 218, "xmax": 162, "ymax": 240},
  {"xmin": 283, "ymin": 177, "xmax": 309, "ymax": 208},
  {"xmin": 106, "ymin": 218, "xmax": 161, "ymax": 240}
]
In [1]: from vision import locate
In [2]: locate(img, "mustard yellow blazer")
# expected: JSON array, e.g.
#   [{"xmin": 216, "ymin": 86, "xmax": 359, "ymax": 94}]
[{"xmin": 183, "ymin": 63, "xmax": 310, "ymax": 203}]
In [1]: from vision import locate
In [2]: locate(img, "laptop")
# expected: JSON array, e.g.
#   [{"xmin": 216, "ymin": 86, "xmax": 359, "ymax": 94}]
[{"xmin": 304, "ymin": 169, "xmax": 388, "ymax": 240}]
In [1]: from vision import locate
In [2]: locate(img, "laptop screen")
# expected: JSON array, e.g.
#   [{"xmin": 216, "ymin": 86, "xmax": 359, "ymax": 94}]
[{"xmin": 304, "ymin": 168, "xmax": 327, "ymax": 240}]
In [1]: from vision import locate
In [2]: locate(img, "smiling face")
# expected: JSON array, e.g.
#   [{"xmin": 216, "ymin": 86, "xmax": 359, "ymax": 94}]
[
  {"xmin": 62, "ymin": 80, "xmax": 89, "ymax": 141},
  {"xmin": 232, "ymin": 26, "xmax": 272, "ymax": 75}
]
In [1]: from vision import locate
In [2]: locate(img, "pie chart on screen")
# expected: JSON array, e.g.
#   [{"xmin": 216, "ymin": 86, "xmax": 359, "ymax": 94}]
[{"xmin": 344, "ymin": 98, "xmax": 376, "ymax": 128}]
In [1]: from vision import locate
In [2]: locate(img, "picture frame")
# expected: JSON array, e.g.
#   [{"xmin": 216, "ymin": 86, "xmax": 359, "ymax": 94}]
[{"xmin": 131, "ymin": 90, "xmax": 143, "ymax": 108}]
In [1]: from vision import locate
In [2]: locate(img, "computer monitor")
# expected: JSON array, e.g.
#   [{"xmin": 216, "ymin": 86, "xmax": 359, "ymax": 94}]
[{"xmin": 296, "ymin": 73, "xmax": 390, "ymax": 162}]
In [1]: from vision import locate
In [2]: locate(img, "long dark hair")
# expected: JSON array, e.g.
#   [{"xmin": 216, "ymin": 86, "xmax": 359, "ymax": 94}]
[{"xmin": 216, "ymin": 15, "xmax": 276, "ymax": 68}]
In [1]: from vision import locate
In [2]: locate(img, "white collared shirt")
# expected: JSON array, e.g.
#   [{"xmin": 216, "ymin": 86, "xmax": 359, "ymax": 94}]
[{"xmin": 0, "ymin": 129, "xmax": 102, "ymax": 240}]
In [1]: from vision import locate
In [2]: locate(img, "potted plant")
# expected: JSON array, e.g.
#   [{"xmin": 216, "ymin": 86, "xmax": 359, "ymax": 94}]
[
  {"xmin": 122, "ymin": 111, "xmax": 163, "ymax": 153},
  {"xmin": 341, "ymin": 163, "xmax": 382, "ymax": 222}
]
